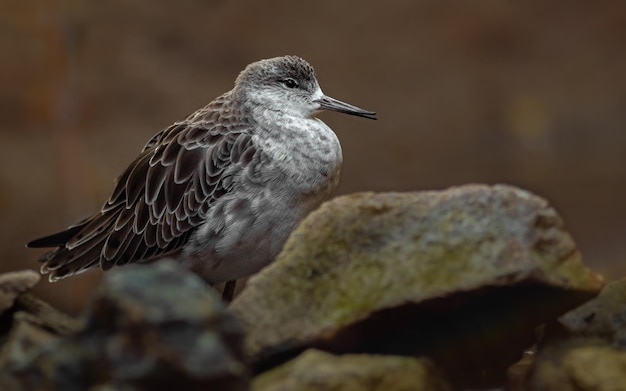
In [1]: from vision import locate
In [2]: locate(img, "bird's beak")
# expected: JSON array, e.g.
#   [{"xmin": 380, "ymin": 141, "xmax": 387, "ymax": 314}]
[{"xmin": 315, "ymin": 95, "xmax": 377, "ymax": 120}]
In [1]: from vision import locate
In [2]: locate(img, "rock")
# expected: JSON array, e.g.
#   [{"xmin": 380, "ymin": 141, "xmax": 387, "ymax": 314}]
[
  {"xmin": 559, "ymin": 277, "xmax": 626, "ymax": 348},
  {"xmin": 0, "ymin": 315, "xmax": 57, "ymax": 369},
  {"xmin": 529, "ymin": 339, "xmax": 626, "ymax": 391},
  {"xmin": 230, "ymin": 185, "xmax": 603, "ymax": 387},
  {"xmin": 252, "ymin": 349, "xmax": 451, "ymax": 391},
  {"xmin": 507, "ymin": 347, "xmax": 537, "ymax": 391},
  {"xmin": 526, "ymin": 279, "xmax": 626, "ymax": 390},
  {"xmin": 13, "ymin": 293, "xmax": 81, "ymax": 336},
  {"xmin": 5, "ymin": 260, "xmax": 249, "ymax": 391},
  {"xmin": 0, "ymin": 270, "xmax": 40, "ymax": 314},
  {"xmin": 0, "ymin": 270, "xmax": 79, "ymax": 389}
]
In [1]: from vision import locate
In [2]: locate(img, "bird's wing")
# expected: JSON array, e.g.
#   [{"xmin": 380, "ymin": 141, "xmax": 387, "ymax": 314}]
[{"xmin": 30, "ymin": 102, "xmax": 258, "ymax": 281}]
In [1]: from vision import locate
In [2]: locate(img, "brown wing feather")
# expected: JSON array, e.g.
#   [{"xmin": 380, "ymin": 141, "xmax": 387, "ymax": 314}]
[{"xmin": 29, "ymin": 96, "xmax": 257, "ymax": 281}]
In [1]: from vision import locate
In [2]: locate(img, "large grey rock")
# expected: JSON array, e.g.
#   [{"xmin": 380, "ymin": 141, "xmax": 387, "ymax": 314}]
[
  {"xmin": 253, "ymin": 349, "xmax": 451, "ymax": 391},
  {"xmin": 5, "ymin": 260, "xmax": 249, "ymax": 391},
  {"xmin": 230, "ymin": 185, "xmax": 603, "ymax": 387}
]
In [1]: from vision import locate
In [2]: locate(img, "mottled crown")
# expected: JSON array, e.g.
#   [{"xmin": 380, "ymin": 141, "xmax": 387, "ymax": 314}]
[{"xmin": 234, "ymin": 55, "xmax": 317, "ymax": 88}]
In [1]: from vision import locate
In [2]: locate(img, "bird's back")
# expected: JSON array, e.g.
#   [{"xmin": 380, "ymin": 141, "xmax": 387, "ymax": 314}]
[{"xmin": 28, "ymin": 94, "xmax": 257, "ymax": 281}]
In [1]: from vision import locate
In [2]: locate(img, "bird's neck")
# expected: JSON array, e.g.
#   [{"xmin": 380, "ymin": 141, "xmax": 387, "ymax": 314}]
[{"xmin": 251, "ymin": 107, "xmax": 343, "ymax": 194}]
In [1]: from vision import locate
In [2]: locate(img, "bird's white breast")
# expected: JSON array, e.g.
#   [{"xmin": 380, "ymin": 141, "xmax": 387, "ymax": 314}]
[{"xmin": 254, "ymin": 111, "xmax": 343, "ymax": 194}]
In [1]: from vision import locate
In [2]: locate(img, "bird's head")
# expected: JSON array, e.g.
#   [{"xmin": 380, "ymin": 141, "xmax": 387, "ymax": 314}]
[{"xmin": 234, "ymin": 55, "xmax": 377, "ymax": 121}]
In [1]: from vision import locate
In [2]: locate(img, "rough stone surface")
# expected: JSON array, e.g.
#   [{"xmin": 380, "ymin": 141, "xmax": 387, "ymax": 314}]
[
  {"xmin": 0, "ymin": 270, "xmax": 40, "ymax": 314},
  {"xmin": 506, "ymin": 348, "xmax": 536, "ymax": 391},
  {"xmin": 526, "ymin": 278, "xmax": 626, "ymax": 390},
  {"xmin": 13, "ymin": 293, "xmax": 81, "ymax": 335},
  {"xmin": 559, "ymin": 277, "xmax": 626, "ymax": 348},
  {"xmin": 0, "ymin": 316, "xmax": 57, "ymax": 369},
  {"xmin": 253, "ymin": 349, "xmax": 451, "ymax": 391},
  {"xmin": 529, "ymin": 339, "xmax": 626, "ymax": 391},
  {"xmin": 230, "ymin": 185, "xmax": 603, "ymax": 387},
  {"xmin": 4, "ymin": 260, "xmax": 249, "ymax": 391}
]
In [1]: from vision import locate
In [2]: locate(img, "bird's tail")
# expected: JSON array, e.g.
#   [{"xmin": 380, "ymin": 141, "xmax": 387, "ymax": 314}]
[
  {"xmin": 27, "ymin": 224, "xmax": 84, "ymax": 248},
  {"xmin": 27, "ymin": 214, "xmax": 113, "ymax": 281}
]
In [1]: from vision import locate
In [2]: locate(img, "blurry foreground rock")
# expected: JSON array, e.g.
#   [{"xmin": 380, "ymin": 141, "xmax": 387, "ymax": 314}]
[
  {"xmin": 529, "ymin": 339, "xmax": 626, "ymax": 391},
  {"xmin": 558, "ymin": 277, "xmax": 626, "ymax": 347},
  {"xmin": 528, "ymin": 278, "xmax": 626, "ymax": 390},
  {"xmin": 0, "ymin": 261, "xmax": 249, "ymax": 391},
  {"xmin": 0, "ymin": 270, "xmax": 40, "ymax": 313},
  {"xmin": 0, "ymin": 270, "xmax": 80, "ymax": 371},
  {"xmin": 230, "ymin": 184, "xmax": 604, "ymax": 388},
  {"xmin": 253, "ymin": 349, "xmax": 452, "ymax": 391}
]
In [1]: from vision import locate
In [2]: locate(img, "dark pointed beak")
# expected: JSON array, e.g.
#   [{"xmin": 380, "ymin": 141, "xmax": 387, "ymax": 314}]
[{"xmin": 315, "ymin": 95, "xmax": 377, "ymax": 120}]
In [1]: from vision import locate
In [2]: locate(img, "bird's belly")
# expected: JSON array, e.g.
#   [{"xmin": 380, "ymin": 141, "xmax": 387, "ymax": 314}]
[{"xmin": 180, "ymin": 184, "xmax": 333, "ymax": 284}]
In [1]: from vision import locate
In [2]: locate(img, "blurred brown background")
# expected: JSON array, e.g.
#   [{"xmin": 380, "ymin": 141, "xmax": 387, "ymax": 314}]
[{"xmin": 2, "ymin": 0, "xmax": 625, "ymax": 314}]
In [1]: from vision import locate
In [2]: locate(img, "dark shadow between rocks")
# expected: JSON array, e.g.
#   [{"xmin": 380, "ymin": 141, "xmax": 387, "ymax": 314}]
[{"xmin": 250, "ymin": 283, "xmax": 596, "ymax": 389}]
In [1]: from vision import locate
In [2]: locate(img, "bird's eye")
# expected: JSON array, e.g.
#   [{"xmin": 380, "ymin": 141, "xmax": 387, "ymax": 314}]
[{"xmin": 283, "ymin": 78, "xmax": 299, "ymax": 88}]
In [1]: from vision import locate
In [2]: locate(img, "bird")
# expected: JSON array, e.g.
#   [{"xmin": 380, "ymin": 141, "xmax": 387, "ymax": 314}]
[{"xmin": 27, "ymin": 55, "xmax": 376, "ymax": 299}]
